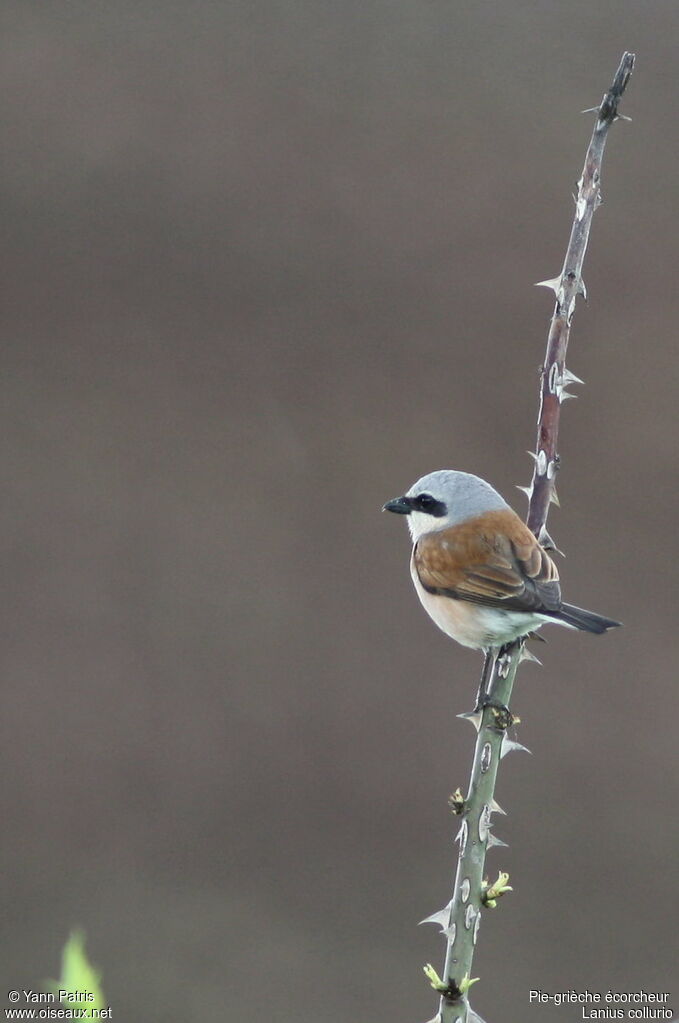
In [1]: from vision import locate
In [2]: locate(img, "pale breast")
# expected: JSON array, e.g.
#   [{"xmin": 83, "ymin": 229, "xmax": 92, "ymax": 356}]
[{"xmin": 409, "ymin": 553, "xmax": 546, "ymax": 649}]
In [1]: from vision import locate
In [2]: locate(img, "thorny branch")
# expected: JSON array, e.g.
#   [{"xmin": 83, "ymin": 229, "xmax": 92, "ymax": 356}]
[
  {"xmin": 424, "ymin": 52, "xmax": 634, "ymax": 1023},
  {"xmin": 527, "ymin": 51, "xmax": 635, "ymax": 537}
]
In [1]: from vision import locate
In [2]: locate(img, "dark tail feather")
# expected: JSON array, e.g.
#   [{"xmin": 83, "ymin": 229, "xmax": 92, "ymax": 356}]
[{"xmin": 557, "ymin": 602, "xmax": 622, "ymax": 634}]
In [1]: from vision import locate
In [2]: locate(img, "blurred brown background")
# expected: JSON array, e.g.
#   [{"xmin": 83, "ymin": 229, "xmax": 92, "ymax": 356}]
[{"xmin": 1, "ymin": 2, "xmax": 677, "ymax": 1021}]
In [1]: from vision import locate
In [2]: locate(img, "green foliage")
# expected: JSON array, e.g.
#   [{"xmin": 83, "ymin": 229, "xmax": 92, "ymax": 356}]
[{"xmin": 46, "ymin": 930, "xmax": 106, "ymax": 1011}]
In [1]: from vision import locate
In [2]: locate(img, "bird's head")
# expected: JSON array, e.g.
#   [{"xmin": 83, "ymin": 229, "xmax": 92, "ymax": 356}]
[{"xmin": 383, "ymin": 469, "xmax": 508, "ymax": 542}]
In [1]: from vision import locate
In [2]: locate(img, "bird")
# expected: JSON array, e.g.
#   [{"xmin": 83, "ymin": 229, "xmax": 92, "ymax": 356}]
[{"xmin": 383, "ymin": 470, "xmax": 620, "ymax": 656}]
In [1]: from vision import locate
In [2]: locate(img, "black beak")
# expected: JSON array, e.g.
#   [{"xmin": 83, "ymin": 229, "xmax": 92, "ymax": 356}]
[{"xmin": 383, "ymin": 495, "xmax": 411, "ymax": 515}]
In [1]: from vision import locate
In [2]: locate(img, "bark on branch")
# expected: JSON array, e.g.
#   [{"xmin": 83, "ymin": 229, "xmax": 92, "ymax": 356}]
[{"xmin": 426, "ymin": 52, "xmax": 634, "ymax": 1023}]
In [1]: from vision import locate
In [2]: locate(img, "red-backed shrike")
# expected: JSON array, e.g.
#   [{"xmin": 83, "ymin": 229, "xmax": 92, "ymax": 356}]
[{"xmin": 384, "ymin": 470, "xmax": 620, "ymax": 651}]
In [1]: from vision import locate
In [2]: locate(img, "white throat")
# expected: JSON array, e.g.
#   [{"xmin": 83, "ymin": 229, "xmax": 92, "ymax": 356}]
[{"xmin": 405, "ymin": 470, "xmax": 509, "ymax": 542}]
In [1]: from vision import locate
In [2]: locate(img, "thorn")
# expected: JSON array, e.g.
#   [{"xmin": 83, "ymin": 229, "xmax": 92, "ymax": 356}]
[
  {"xmin": 519, "ymin": 647, "xmax": 542, "ymax": 666},
  {"xmin": 616, "ymin": 112, "xmax": 633, "ymax": 122},
  {"xmin": 558, "ymin": 389, "xmax": 577, "ymax": 403},
  {"xmin": 457, "ymin": 710, "xmax": 482, "ymax": 732},
  {"xmin": 580, "ymin": 105, "xmax": 599, "ymax": 114},
  {"xmin": 538, "ymin": 526, "xmax": 565, "ymax": 556},
  {"xmin": 468, "ymin": 1009, "xmax": 488, "ymax": 1023},
  {"xmin": 500, "ymin": 737, "xmax": 532, "ymax": 759},
  {"xmin": 577, "ymin": 278, "xmax": 587, "ymax": 300},
  {"xmin": 419, "ymin": 901, "xmax": 455, "ymax": 937},
  {"xmin": 549, "ymin": 487, "xmax": 560, "ymax": 507},
  {"xmin": 486, "ymin": 832, "xmax": 509, "ymax": 849},
  {"xmin": 526, "ymin": 450, "xmax": 538, "ymax": 464},
  {"xmin": 419, "ymin": 906, "xmax": 449, "ymax": 927},
  {"xmin": 516, "ymin": 484, "xmax": 533, "ymax": 499},
  {"xmin": 489, "ymin": 798, "xmax": 506, "ymax": 816},
  {"xmin": 562, "ymin": 368, "xmax": 585, "ymax": 386},
  {"xmin": 534, "ymin": 276, "xmax": 561, "ymax": 294}
]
